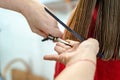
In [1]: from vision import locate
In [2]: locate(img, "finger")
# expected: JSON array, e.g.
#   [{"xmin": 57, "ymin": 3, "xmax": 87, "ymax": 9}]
[
  {"xmin": 56, "ymin": 42, "xmax": 71, "ymax": 49},
  {"xmin": 43, "ymin": 54, "xmax": 59, "ymax": 61},
  {"xmin": 49, "ymin": 28, "xmax": 63, "ymax": 37},
  {"xmin": 66, "ymin": 39, "xmax": 80, "ymax": 46},
  {"xmin": 78, "ymin": 38, "xmax": 99, "ymax": 54},
  {"xmin": 80, "ymin": 38, "xmax": 99, "ymax": 49},
  {"xmin": 87, "ymin": 38, "xmax": 99, "ymax": 46},
  {"xmin": 54, "ymin": 45, "xmax": 66, "ymax": 54},
  {"xmin": 37, "ymin": 30, "xmax": 47, "ymax": 37},
  {"xmin": 44, "ymin": 54, "xmax": 66, "ymax": 64},
  {"xmin": 32, "ymin": 28, "xmax": 47, "ymax": 37}
]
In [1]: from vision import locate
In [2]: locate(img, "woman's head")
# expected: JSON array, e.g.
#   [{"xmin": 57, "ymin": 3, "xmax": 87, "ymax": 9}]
[{"xmin": 64, "ymin": 0, "xmax": 120, "ymax": 60}]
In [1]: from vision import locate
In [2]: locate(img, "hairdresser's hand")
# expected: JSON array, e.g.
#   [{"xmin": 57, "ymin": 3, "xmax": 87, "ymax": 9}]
[
  {"xmin": 21, "ymin": 0, "xmax": 63, "ymax": 37},
  {"xmin": 44, "ymin": 38, "xmax": 99, "ymax": 66},
  {"xmin": 0, "ymin": 0, "xmax": 63, "ymax": 37}
]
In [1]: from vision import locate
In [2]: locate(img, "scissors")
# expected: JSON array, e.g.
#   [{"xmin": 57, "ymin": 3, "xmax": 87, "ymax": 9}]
[
  {"xmin": 42, "ymin": 8, "xmax": 85, "ymax": 47},
  {"xmin": 42, "ymin": 34, "xmax": 72, "ymax": 47},
  {"xmin": 42, "ymin": 8, "xmax": 103, "ymax": 58}
]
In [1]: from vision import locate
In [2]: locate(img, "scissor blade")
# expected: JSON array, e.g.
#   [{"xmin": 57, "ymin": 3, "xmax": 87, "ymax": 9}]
[{"xmin": 44, "ymin": 8, "xmax": 85, "ymax": 42}]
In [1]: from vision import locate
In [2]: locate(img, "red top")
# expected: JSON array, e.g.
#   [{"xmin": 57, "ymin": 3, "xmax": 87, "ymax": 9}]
[{"xmin": 54, "ymin": 1, "xmax": 120, "ymax": 80}]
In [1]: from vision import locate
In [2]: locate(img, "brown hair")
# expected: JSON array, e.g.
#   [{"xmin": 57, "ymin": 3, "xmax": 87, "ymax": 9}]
[{"xmin": 64, "ymin": 0, "xmax": 120, "ymax": 60}]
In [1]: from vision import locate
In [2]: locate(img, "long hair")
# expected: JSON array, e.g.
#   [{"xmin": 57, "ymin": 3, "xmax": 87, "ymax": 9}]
[{"xmin": 64, "ymin": 0, "xmax": 120, "ymax": 60}]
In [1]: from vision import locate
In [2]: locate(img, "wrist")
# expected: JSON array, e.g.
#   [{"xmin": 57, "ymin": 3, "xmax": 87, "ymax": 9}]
[
  {"xmin": 66, "ymin": 51, "xmax": 96, "ymax": 67},
  {"xmin": 66, "ymin": 58, "xmax": 96, "ymax": 67},
  {"xmin": 0, "ymin": 0, "xmax": 22, "ymax": 12},
  {"xmin": 19, "ymin": 0, "xmax": 44, "ymax": 16},
  {"xmin": 0, "ymin": 0, "xmax": 33, "ymax": 13}
]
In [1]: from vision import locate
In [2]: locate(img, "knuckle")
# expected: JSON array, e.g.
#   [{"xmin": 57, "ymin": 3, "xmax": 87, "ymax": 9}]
[
  {"xmin": 54, "ymin": 46, "xmax": 57, "ymax": 51},
  {"xmin": 31, "ymin": 29, "xmax": 37, "ymax": 33}
]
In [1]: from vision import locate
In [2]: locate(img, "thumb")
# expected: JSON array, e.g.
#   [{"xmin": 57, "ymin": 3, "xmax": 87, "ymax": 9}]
[{"xmin": 43, "ymin": 54, "xmax": 59, "ymax": 61}]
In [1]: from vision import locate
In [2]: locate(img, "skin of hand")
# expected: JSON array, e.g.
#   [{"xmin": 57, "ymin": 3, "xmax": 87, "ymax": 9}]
[
  {"xmin": 44, "ymin": 38, "xmax": 99, "ymax": 67},
  {"xmin": 0, "ymin": 0, "xmax": 63, "ymax": 37}
]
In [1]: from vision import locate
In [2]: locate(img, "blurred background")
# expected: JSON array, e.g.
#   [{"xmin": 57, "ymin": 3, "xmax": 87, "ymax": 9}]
[{"xmin": 0, "ymin": 0, "xmax": 78, "ymax": 80}]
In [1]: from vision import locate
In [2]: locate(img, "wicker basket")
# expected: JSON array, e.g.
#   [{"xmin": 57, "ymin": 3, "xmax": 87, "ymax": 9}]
[{"xmin": 1, "ymin": 58, "xmax": 47, "ymax": 80}]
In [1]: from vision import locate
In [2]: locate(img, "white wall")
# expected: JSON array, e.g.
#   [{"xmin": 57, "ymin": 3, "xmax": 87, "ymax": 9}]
[
  {"xmin": 0, "ymin": 0, "xmax": 71, "ymax": 80},
  {"xmin": 40, "ymin": 0, "xmax": 62, "ymax": 3}
]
